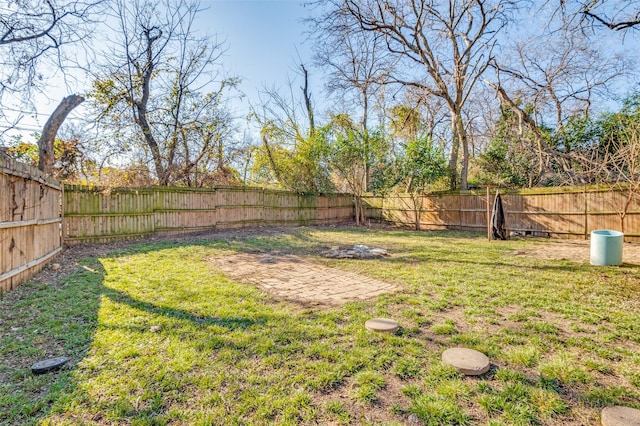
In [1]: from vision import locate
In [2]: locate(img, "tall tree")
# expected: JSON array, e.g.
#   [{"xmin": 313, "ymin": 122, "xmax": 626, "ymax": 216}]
[
  {"xmin": 486, "ymin": 21, "xmax": 628, "ymax": 185},
  {"xmin": 316, "ymin": 0, "xmax": 514, "ymax": 190},
  {"xmin": 312, "ymin": 13, "xmax": 390, "ymax": 190},
  {"xmin": 91, "ymin": 0, "xmax": 238, "ymax": 186},
  {"xmin": 325, "ymin": 113, "xmax": 387, "ymax": 224}
]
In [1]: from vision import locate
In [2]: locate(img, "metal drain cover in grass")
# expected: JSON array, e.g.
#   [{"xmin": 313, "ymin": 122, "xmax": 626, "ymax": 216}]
[
  {"xmin": 442, "ymin": 348, "xmax": 490, "ymax": 376},
  {"xmin": 601, "ymin": 406, "xmax": 640, "ymax": 426},
  {"xmin": 365, "ymin": 318, "xmax": 400, "ymax": 332},
  {"xmin": 31, "ymin": 356, "xmax": 69, "ymax": 374}
]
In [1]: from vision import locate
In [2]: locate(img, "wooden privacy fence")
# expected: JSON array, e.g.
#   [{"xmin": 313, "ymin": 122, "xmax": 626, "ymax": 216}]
[
  {"xmin": 363, "ymin": 187, "xmax": 640, "ymax": 241},
  {"xmin": 63, "ymin": 186, "xmax": 354, "ymax": 244},
  {"xmin": 0, "ymin": 156, "xmax": 62, "ymax": 292}
]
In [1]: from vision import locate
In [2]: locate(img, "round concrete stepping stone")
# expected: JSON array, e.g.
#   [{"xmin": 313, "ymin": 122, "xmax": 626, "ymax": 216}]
[
  {"xmin": 31, "ymin": 356, "xmax": 69, "ymax": 374},
  {"xmin": 442, "ymin": 348, "xmax": 490, "ymax": 376},
  {"xmin": 365, "ymin": 318, "xmax": 400, "ymax": 332},
  {"xmin": 601, "ymin": 406, "xmax": 640, "ymax": 426}
]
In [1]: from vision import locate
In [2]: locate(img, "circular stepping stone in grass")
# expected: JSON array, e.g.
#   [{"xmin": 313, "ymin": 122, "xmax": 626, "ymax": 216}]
[
  {"xmin": 365, "ymin": 318, "xmax": 400, "ymax": 333},
  {"xmin": 601, "ymin": 406, "xmax": 640, "ymax": 426},
  {"xmin": 31, "ymin": 356, "xmax": 69, "ymax": 375},
  {"xmin": 442, "ymin": 348, "xmax": 490, "ymax": 376}
]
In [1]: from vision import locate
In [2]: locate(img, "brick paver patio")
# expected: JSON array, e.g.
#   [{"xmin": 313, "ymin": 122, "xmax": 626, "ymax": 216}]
[{"xmin": 210, "ymin": 253, "xmax": 396, "ymax": 305}]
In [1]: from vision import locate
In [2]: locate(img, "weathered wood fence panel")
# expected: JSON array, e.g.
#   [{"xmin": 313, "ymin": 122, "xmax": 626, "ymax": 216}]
[
  {"xmin": 154, "ymin": 187, "xmax": 217, "ymax": 233},
  {"xmin": 363, "ymin": 188, "xmax": 640, "ymax": 241},
  {"xmin": 216, "ymin": 187, "xmax": 265, "ymax": 228},
  {"xmin": 63, "ymin": 186, "xmax": 355, "ymax": 243},
  {"xmin": 1, "ymin": 157, "xmax": 62, "ymax": 292},
  {"xmin": 63, "ymin": 186, "xmax": 155, "ymax": 243}
]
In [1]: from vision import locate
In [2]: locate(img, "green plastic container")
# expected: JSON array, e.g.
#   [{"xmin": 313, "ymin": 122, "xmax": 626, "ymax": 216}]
[{"xmin": 590, "ymin": 230, "xmax": 624, "ymax": 266}]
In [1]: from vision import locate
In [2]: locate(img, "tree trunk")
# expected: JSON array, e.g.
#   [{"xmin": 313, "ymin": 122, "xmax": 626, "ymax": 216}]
[
  {"xmin": 412, "ymin": 193, "xmax": 422, "ymax": 230},
  {"xmin": 460, "ymin": 127, "xmax": 470, "ymax": 191},
  {"xmin": 38, "ymin": 94, "xmax": 84, "ymax": 174},
  {"xmin": 301, "ymin": 64, "xmax": 315, "ymax": 137},
  {"xmin": 448, "ymin": 112, "xmax": 462, "ymax": 190},
  {"xmin": 354, "ymin": 196, "xmax": 361, "ymax": 226},
  {"xmin": 362, "ymin": 90, "xmax": 370, "ymax": 192}
]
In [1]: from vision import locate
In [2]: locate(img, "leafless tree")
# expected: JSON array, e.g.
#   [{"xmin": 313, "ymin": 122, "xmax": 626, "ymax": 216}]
[
  {"xmin": 485, "ymin": 24, "xmax": 628, "ymax": 185},
  {"xmin": 314, "ymin": 0, "xmax": 515, "ymax": 190},
  {"xmin": 559, "ymin": 0, "xmax": 640, "ymax": 32},
  {"xmin": 0, "ymin": 0, "xmax": 102, "ymax": 101},
  {"xmin": 91, "ymin": 0, "xmax": 238, "ymax": 186},
  {"xmin": 589, "ymin": 116, "xmax": 640, "ymax": 232},
  {"xmin": 251, "ymin": 65, "xmax": 333, "ymax": 193},
  {"xmin": 311, "ymin": 12, "xmax": 392, "ymax": 190}
]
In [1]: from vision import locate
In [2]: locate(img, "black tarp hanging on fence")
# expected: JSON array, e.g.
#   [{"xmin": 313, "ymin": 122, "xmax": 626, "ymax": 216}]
[{"xmin": 491, "ymin": 192, "xmax": 507, "ymax": 240}]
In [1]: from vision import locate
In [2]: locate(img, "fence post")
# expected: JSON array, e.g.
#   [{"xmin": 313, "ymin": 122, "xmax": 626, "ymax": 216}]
[
  {"xmin": 486, "ymin": 187, "xmax": 491, "ymax": 241},
  {"xmin": 61, "ymin": 184, "xmax": 64, "ymax": 247},
  {"xmin": 584, "ymin": 185, "xmax": 588, "ymax": 240}
]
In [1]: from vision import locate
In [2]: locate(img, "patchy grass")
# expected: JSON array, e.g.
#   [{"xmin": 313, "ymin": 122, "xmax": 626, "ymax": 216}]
[{"xmin": 1, "ymin": 227, "xmax": 639, "ymax": 425}]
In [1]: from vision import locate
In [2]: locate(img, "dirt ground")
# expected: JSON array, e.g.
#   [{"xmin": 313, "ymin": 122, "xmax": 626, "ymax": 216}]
[{"xmin": 512, "ymin": 238, "xmax": 640, "ymax": 265}]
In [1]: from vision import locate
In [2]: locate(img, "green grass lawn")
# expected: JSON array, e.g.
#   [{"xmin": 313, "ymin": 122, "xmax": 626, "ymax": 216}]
[{"xmin": 1, "ymin": 227, "xmax": 639, "ymax": 425}]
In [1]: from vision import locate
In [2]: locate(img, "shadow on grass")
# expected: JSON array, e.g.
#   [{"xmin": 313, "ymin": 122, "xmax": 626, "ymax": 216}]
[
  {"xmin": 101, "ymin": 283, "xmax": 263, "ymax": 330},
  {"xmin": 0, "ymin": 241, "xmax": 271, "ymax": 425}
]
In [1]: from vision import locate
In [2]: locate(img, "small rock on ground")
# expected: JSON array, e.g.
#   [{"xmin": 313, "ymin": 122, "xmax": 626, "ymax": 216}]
[
  {"xmin": 408, "ymin": 413, "xmax": 421, "ymax": 424},
  {"xmin": 365, "ymin": 318, "xmax": 400, "ymax": 333},
  {"xmin": 601, "ymin": 406, "xmax": 640, "ymax": 426},
  {"xmin": 441, "ymin": 347, "xmax": 490, "ymax": 376},
  {"xmin": 323, "ymin": 244, "xmax": 389, "ymax": 259},
  {"xmin": 31, "ymin": 356, "xmax": 69, "ymax": 374}
]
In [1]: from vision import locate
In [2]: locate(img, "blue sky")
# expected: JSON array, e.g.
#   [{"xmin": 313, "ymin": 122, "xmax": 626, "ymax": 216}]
[
  {"xmin": 3, "ymin": 0, "xmax": 319, "ymax": 139},
  {"xmin": 197, "ymin": 1, "xmax": 323, "ymax": 117},
  {"xmin": 202, "ymin": 1, "xmax": 315, "ymax": 91}
]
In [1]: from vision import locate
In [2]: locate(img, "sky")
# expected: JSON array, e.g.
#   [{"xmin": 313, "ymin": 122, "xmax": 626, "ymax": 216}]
[
  {"xmin": 204, "ymin": 1, "xmax": 318, "ymax": 95},
  {"xmin": 1, "ymin": 0, "xmax": 320, "ymax": 141},
  {"xmin": 197, "ymin": 0, "xmax": 323, "ymax": 118},
  {"xmin": 2, "ymin": 0, "xmax": 638, "ymax": 143}
]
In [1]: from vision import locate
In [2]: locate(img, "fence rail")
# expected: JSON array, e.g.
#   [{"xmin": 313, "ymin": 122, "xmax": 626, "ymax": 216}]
[
  {"xmin": 363, "ymin": 187, "xmax": 640, "ymax": 241},
  {"xmin": 5, "ymin": 161, "xmax": 640, "ymax": 293},
  {"xmin": 0, "ymin": 157, "xmax": 62, "ymax": 292},
  {"xmin": 63, "ymin": 186, "xmax": 354, "ymax": 244}
]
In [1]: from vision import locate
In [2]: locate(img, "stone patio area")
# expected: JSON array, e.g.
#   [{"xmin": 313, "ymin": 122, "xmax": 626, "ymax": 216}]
[{"xmin": 209, "ymin": 253, "xmax": 396, "ymax": 306}]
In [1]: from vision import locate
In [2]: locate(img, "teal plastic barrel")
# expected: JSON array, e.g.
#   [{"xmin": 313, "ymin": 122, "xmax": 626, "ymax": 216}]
[{"xmin": 590, "ymin": 230, "xmax": 624, "ymax": 266}]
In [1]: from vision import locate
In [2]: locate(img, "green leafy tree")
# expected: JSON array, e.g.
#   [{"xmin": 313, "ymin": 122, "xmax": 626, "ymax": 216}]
[
  {"xmin": 325, "ymin": 113, "xmax": 387, "ymax": 225},
  {"xmin": 251, "ymin": 65, "xmax": 334, "ymax": 194},
  {"xmin": 371, "ymin": 136, "xmax": 447, "ymax": 230},
  {"xmin": 252, "ymin": 124, "xmax": 333, "ymax": 193},
  {"xmin": 475, "ymin": 105, "xmax": 541, "ymax": 188}
]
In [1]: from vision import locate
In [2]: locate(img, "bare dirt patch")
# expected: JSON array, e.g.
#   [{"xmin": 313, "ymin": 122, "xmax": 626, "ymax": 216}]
[
  {"xmin": 512, "ymin": 239, "xmax": 640, "ymax": 265},
  {"xmin": 209, "ymin": 252, "xmax": 397, "ymax": 306}
]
